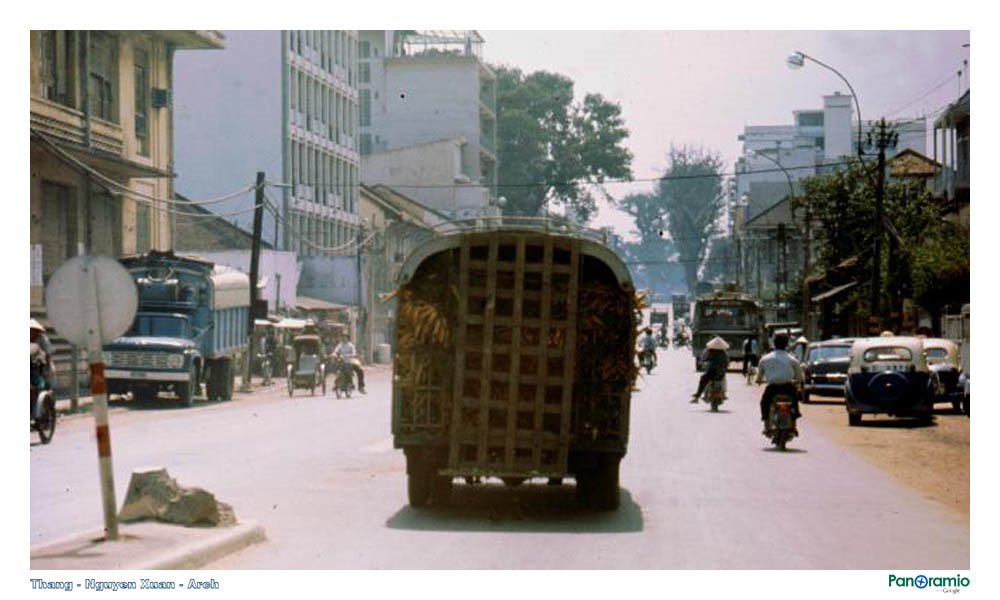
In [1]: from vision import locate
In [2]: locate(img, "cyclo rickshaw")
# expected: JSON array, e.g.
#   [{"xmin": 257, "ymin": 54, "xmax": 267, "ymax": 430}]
[{"xmin": 286, "ymin": 334, "xmax": 326, "ymax": 396}]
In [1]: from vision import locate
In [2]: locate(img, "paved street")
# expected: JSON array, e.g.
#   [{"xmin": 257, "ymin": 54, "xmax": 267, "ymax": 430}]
[{"xmin": 30, "ymin": 348, "xmax": 968, "ymax": 569}]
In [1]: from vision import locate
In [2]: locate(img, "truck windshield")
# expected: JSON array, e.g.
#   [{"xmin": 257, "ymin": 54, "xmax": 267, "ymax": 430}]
[
  {"xmin": 697, "ymin": 304, "xmax": 755, "ymax": 329},
  {"xmin": 130, "ymin": 315, "xmax": 191, "ymax": 338}
]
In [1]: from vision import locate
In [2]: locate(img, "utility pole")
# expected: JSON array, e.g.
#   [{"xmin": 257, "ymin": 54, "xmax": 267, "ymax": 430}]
[
  {"xmin": 868, "ymin": 119, "xmax": 898, "ymax": 332},
  {"xmin": 242, "ymin": 172, "xmax": 265, "ymax": 391}
]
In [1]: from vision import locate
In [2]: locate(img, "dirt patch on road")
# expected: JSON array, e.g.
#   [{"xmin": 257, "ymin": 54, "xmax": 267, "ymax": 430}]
[{"xmin": 802, "ymin": 397, "xmax": 969, "ymax": 522}]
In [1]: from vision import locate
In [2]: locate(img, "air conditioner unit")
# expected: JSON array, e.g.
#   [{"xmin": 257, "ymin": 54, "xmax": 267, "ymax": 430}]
[{"xmin": 151, "ymin": 88, "xmax": 171, "ymax": 109}]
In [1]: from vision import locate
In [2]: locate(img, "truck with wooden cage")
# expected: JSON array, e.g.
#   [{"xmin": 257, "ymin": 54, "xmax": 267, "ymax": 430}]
[{"xmin": 391, "ymin": 225, "xmax": 639, "ymax": 510}]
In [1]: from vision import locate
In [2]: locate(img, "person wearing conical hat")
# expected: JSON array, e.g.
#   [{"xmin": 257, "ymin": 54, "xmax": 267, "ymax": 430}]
[{"xmin": 692, "ymin": 336, "xmax": 729, "ymax": 402}]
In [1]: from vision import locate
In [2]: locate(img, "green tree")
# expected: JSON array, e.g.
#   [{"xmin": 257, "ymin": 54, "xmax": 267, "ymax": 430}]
[
  {"xmin": 799, "ymin": 164, "xmax": 969, "ymax": 327},
  {"xmin": 646, "ymin": 146, "xmax": 726, "ymax": 293},
  {"xmin": 493, "ymin": 66, "xmax": 633, "ymax": 221}
]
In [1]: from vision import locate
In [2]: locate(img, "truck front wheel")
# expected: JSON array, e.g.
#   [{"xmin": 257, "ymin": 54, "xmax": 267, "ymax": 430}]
[{"xmin": 178, "ymin": 364, "xmax": 199, "ymax": 407}]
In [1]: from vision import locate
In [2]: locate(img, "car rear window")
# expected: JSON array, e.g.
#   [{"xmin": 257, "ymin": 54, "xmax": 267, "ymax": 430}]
[
  {"xmin": 808, "ymin": 345, "xmax": 851, "ymax": 361},
  {"xmin": 862, "ymin": 346, "xmax": 914, "ymax": 362},
  {"xmin": 925, "ymin": 348, "xmax": 950, "ymax": 359}
]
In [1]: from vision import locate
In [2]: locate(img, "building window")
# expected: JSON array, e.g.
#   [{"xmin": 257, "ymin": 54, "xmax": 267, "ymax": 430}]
[
  {"xmin": 360, "ymin": 89, "xmax": 371, "ymax": 127},
  {"xmin": 134, "ymin": 48, "xmax": 150, "ymax": 156},
  {"xmin": 797, "ymin": 112, "xmax": 823, "ymax": 128},
  {"xmin": 359, "ymin": 40, "xmax": 370, "ymax": 59},
  {"xmin": 39, "ymin": 31, "xmax": 75, "ymax": 107},
  {"xmin": 359, "ymin": 62, "xmax": 370, "ymax": 84},
  {"xmin": 88, "ymin": 32, "xmax": 118, "ymax": 123},
  {"xmin": 39, "ymin": 181, "xmax": 77, "ymax": 283}
]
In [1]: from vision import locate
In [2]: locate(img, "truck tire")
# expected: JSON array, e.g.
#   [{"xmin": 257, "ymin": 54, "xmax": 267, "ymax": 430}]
[
  {"xmin": 406, "ymin": 449, "xmax": 450, "ymax": 508},
  {"xmin": 178, "ymin": 364, "xmax": 199, "ymax": 408},
  {"xmin": 219, "ymin": 360, "xmax": 234, "ymax": 401},
  {"xmin": 576, "ymin": 455, "xmax": 621, "ymax": 511}
]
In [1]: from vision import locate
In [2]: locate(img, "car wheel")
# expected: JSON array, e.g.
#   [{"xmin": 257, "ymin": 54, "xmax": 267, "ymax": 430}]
[{"xmin": 848, "ymin": 411, "xmax": 861, "ymax": 426}]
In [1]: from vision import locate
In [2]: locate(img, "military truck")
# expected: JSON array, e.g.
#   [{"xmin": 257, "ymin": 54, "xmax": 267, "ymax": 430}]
[
  {"xmin": 391, "ymin": 226, "xmax": 639, "ymax": 510},
  {"xmin": 104, "ymin": 250, "xmax": 250, "ymax": 406}
]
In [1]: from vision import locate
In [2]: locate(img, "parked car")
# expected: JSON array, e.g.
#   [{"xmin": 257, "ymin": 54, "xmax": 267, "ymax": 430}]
[
  {"xmin": 923, "ymin": 337, "xmax": 963, "ymax": 413},
  {"xmin": 844, "ymin": 336, "xmax": 938, "ymax": 426},
  {"xmin": 801, "ymin": 338, "xmax": 854, "ymax": 401}
]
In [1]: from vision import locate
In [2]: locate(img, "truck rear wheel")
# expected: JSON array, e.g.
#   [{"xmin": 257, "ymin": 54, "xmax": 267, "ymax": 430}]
[
  {"xmin": 406, "ymin": 449, "xmax": 450, "ymax": 508},
  {"xmin": 576, "ymin": 455, "xmax": 621, "ymax": 511}
]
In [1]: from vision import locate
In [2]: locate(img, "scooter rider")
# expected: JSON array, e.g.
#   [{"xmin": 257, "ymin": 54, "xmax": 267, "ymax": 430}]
[
  {"xmin": 30, "ymin": 319, "xmax": 55, "ymax": 384},
  {"xmin": 692, "ymin": 336, "xmax": 729, "ymax": 403},
  {"xmin": 333, "ymin": 334, "xmax": 366, "ymax": 394},
  {"xmin": 755, "ymin": 332, "xmax": 803, "ymax": 433},
  {"xmin": 638, "ymin": 327, "xmax": 658, "ymax": 367}
]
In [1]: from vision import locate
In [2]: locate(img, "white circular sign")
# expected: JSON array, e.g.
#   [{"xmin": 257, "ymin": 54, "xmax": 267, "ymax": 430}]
[{"xmin": 45, "ymin": 255, "xmax": 138, "ymax": 348}]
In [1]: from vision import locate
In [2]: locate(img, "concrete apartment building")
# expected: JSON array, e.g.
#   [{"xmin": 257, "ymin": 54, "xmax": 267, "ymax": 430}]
[
  {"xmin": 358, "ymin": 30, "xmax": 499, "ymax": 217},
  {"xmin": 173, "ymin": 30, "xmax": 362, "ymax": 257}
]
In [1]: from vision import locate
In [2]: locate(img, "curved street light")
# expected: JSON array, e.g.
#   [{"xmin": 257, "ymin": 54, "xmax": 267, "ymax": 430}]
[{"xmin": 787, "ymin": 50, "xmax": 864, "ymax": 158}]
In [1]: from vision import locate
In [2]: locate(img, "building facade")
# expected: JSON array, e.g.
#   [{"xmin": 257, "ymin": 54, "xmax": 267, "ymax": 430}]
[
  {"xmin": 29, "ymin": 30, "xmax": 224, "ymax": 394},
  {"xmin": 731, "ymin": 92, "xmax": 929, "ymax": 324},
  {"xmin": 173, "ymin": 30, "xmax": 362, "ymax": 257},
  {"xmin": 358, "ymin": 30, "xmax": 498, "ymax": 212},
  {"xmin": 30, "ymin": 30, "xmax": 224, "ymax": 306}
]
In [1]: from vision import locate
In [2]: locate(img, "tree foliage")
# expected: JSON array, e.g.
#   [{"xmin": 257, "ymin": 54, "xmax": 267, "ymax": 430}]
[
  {"xmin": 493, "ymin": 66, "xmax": 633, "ymax": 222},
  {"xmin": 641, "ymin": 146, "xmax": 726, "ymax": 293},
  {"xmin": 800, "ymin": 163, "xmax": 969, "ymax": 316}
]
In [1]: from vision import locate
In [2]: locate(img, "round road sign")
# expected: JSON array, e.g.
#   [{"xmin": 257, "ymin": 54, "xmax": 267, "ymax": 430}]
[{"xmin": 45, "ymin": 255, "xmax": 138, "ymax": 348}]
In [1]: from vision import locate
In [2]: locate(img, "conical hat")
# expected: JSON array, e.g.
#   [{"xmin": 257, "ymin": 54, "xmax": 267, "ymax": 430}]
[
  {"xmin": 30, "ymin": 319, "xmax": 45, "ymax": 332},
  {"xmin": 706, "ymin": 336, "xmax": 729, "ymax": 350}
]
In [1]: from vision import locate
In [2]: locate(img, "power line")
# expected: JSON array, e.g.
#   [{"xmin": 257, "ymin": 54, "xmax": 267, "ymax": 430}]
[{"xmin": 33, "ymin": 131, "xmax": 258, "ymax": 207}]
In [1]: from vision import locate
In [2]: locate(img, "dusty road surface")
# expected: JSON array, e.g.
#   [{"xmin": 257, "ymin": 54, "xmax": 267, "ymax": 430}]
[
  {"xmin": 800, "ymin": 393, "xmax": 969, "ymax": 522},
  {"xmin": 31, "ymin": 349, "xmax": 969, "ymax": 569}
]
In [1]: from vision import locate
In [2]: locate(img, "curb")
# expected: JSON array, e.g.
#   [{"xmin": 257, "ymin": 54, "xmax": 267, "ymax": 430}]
[
  {"xmin": 30, "ymin": 521, "xmax": 266, "ymax": 571},
  {"xmin": 131, "ymin": 522, "xmax": 266, "ymax": 570}
]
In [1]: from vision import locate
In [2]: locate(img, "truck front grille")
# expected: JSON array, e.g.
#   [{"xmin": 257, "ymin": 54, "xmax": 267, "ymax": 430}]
[{"xmin": 106, "ymin": 351, "xmax": 174, "ymax": 370}]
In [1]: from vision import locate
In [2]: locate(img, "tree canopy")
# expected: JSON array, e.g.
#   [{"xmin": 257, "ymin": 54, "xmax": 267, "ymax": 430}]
[
  {"xmin": 492, "ymin": 66, "xmax": 633, "ymax": 222},
  {"xmin": 800, "ymin": 162, "xmax": 969, "ymax": 320},
  {"xmin": 643, "ymin": 146, "xmax": 727, "ymax": 293}
]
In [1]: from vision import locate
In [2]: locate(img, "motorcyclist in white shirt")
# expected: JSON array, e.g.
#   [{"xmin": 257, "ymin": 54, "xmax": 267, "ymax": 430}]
[
  {"xmin": 755, "ymin": 333, "xmax": 803, "ymax": 433},
  {"xmin": 333, "ymin": 334, "xmax": 366, "ymax": 394},
  {"xmin": 638, "ymin": 327, "xmax": 658, "ymax": 367}
]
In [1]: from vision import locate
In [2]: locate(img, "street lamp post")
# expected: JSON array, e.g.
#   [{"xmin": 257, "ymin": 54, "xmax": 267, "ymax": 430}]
[{"xmin": 787, "ymin": 50, "xmax": 870, "ymax": 333}]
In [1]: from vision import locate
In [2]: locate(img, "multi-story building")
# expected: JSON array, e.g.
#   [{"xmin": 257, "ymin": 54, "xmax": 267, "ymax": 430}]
[
  {"xmin": 731, "ymin": 92, "xmax": 928, "ymax": 323},
  {"xmin": 30, "ymin": 30, "xmax": 224, "ymax": 307},
  {"xmin": 173, "ymin": 30, "xmax": 361, "ymax": 257},
  {"xmin": 358, "ymin": 30, "xmax": 498, "ymax": 215},
  {"xmin": 29, "ymin": 30, "xmax": 224, "ymax": 394}
]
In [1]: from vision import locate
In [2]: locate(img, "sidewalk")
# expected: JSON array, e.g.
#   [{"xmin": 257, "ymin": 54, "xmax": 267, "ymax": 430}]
[{"xmin": 30, "ymin": 520, "xmax": 265, "ymax": 570}]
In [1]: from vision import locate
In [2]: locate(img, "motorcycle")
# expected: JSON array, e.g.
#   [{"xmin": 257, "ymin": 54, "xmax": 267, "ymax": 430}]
[
  {"xmin": 257, "ymin": 351, "xmax": 273, "ymax": 386},
  {"xmin": 766, "ymin": 394, "xmax": 798, "ymax": 450},
  {"xmin": 674, "ymin": 332, "xmax": 689, "ymax": 349},
  {"xmin": 640, "ymin": 350, "xmax": 655, "ymax": 374},
  {"xmin": 30, "ymin": 349, "xmax": 56, "ymax": 444},
  {"xmin": 702, "ymin": 377, "xmax": 726, "ymax": 412},
  {"xmin": 332, "ymin": 355, "xmax": 355, "ymax": 399}
]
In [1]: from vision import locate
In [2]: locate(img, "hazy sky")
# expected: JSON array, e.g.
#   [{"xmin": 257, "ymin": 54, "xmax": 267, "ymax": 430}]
[{"xmin": 479, "ymin": 30, "xmax": 970, "ymax": 235}]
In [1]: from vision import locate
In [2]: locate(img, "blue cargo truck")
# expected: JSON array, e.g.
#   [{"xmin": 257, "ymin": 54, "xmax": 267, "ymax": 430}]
[{"xmin": 104, "ymin": 250, "xmax": 250, "ymax": 406}]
